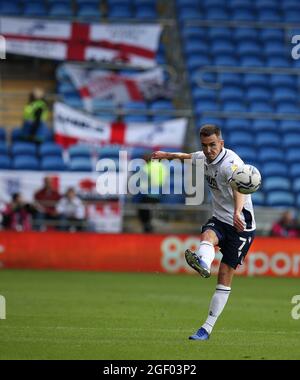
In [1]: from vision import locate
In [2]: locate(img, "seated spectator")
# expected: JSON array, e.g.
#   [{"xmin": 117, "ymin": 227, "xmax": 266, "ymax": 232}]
[
  {"xmin": 56, "ymin": 187, "xmax": 86, "ymax": 231},
  {"xmin": 2, "ymin": 193, "xmax": 37, "ymax": 231},
  {"xmin": 271, "ymin": 210, "xmax": 299, "ymax": 238},
  {"xmin": 34, "ymin": 177, "xmax": 61, "ymax": 231},
  {"xmin": 22, "ymin": 88, "xmax": 49, "ymax": 143}
]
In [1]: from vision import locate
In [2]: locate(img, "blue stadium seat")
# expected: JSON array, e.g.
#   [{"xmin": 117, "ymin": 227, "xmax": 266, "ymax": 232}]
[
  {"xmin": 285, "ymin": 148, "xmax": 300, "ymax": 163},
  {"xmin": 251, "ymin": 191, "xmax": 265, "ymax": 206},
  {"xmin": 69, "ymin": 158, "xmax": 93, "ymax": 172},
  {"xmin": 0, "ymin": 1, "xmax": 20, "ymax": 15},
  {"xmin": 195, "ymin": 100, "xmax": 220, "ymax": 114},
  {"xmin": 11, "ymin": 142, "xmax": 37, "ymax": 157},
  {"xmin": 276, "ymin": 104, "xmax": 299, "ymax": 113},
  {"xmin": 0, "ymin": 155, "xmax": 11, "ymax": 169},
  {"xmin": 211, "ymin": 41, "xmax": 235, "ymax": 56},
  {"xmin": 273, "ymin": 88, "xmax": 297, "ymax": 104},
  {"xmin": 40, "ymin": 157, "xmax": 66, "ymax": 171},
  {"xmin": 11, "ymin": 128, "xmax": 25, "ymax": 142},
  {"xmin": 283, "ymin": 10, "xmax": 300, "ymax": 22},
  {"xmin": 130, "ymin": 147, "xmax": 151, "ymax": 159},
  {"xmin": 49, "ymin": 3, "xmax": 73, "ymax": 17},
  {"xmin": 227, "ymin": 131, "xmax": 254, "ymax": 146},
  {"xmin": 266, "ymin": 57, "xmax": 290, "ymax": 68},
  {"xmin": 98, "ymin": 145, "xmax": 122, "ymax": 159},
  {"xmin": 248, "ymin": 102, "xmax": 273, "ymax": 113},
  {"xmin": 232, "ymin": 9, "xmax": 256, "ymax": 21},
  {"xmin": 263, "ymin": 177, "xmax": 291, "ymax": 192},
  {"xmin": 256, "ymin": 132, "xmax": 280, "ymax": 148},
  {"xmin": 0, "ymin": 143, "xmax": 8, "ymax": 155},
  {"xmin": 219, "ymin": 87, "xmax": 244, "ymax": 102},
  {"xmin": 243, "ymin": 74, "xmax": 269, "ymax": 88},
  {"xmin": 240, "ymin": 56, "xmax": 264, "ymax": 67},
  {"xmin": 178, "ymin": 8, "xmax": 203, "ymax": 21},
  {"xmin": 77, "ymin": 3, "xmax": 101, "ymax": 18},
  {"xmin": 222, "ymin": 101, "xmax": 247, "ymax": 112},
  {"xmin": 292, "ymin": 178, "xmax": 300, "ymax": 193},
  {"xmin": 270, "ymin": 75, "xmax": 296, "ymax": 89},
  {"xmin": 246, "ymin": 87, "xmax": 270, "ymax": 102},
  {"xmin": 233, "ymin": 146, "xmax": 257, "ymax": 162},
  {"xmin": 39, "ymin": 143, "xmax": 63, "ymax": 158},
  {"xmin": 109, "ymin": 6, "xmax": 133, "ymax": 18},
  {"xmin": 205, "ymin": 7, "xmax": 229, "ymax": 20},
  {"xmin": 290, "ymin": 163, "xmax": 300, "ymax": 178},
  {"xmin": 283, "ymin": 133, "xmax": 300, "ymax": 148},
  {"xmin": 136, "ymin": 7, "xmax": 157, "ymax": 19},
  {"xmin": 224, "ymin": 118, "xmax": 251, "ymax": 131},
  {"xmin": 218, "ymin": 73, "xmax": 242, "ymax": 86},
  {"xmin": 184, "ymin": 41, "xmax": 209, "ymax": 56},
  {"xmin": 24, "ymin": 2, "xmax": 47, "ymax": 16},
  {"xmin": 237, "ymin": 41, "xmax": 262, "ymax": 57},
  {"xmin": 124, "ymin": 116, "xmax": 149, "ymax": 123},
  {"xmin": 214, "ymin": 55, "xmax": 238, "ymax": 66},
  {"xmin": 264, "ymin": 41, "xmax": 287, "ymax": 57},
  {"xmin": 258, "ymin": 147, "xmax": 284, "ymax": 162},
  {"xmin": 266, "ymin": 191, "xmax": 295, "ymax": 207},
  {"xmin": 208, "ymin": 27, "xmax": 233, "ymax": 41},
  {"xmin": 295, "ymin": 194, "xmax": 300, "ymax": 208},
  {"xmin": 68, "ymin": 145, "xmax": 91, "ymax": 159},
  {"xmin": 192, "ymin": 88, "xmax": 217, "ymax": 102},
  {"xmin": 234, "ymin": 28, "xmax": 259, "ymax": 42},
  {"xmin": 260, "ymin": 29, "xmax": 284, "ymax": 42},
  {"xmin": 252, "ymin": 119, "xmax": 277, "ymax": 132},
  {"xmin": 262, "ymin": 162, "xmax": 288, "ymax": 177},
  {"xmin": 255, "ymin": 0, "xmax": 278, "ymax": 10},
  {"xmin": 12, "ymin": 156, "xmax": 40, "ymax": 170},
  {"xmin": 182, "ymin": 27, "xmax": 207, "ymax": 40},
  {"xmin": 150, "ymin": 100, "xmax": 174, "ymax": 110},
  {"xmin": 187, "ymin": 56, "xmax": 211, "ymax": 70},
  {"xmin": 258, "ymin": 9, "xmax": 281, "ymax": 22},
  {"xmin": 279, "ymin": 120, "xmax": 300, "ymax": 134},
  {"xmin": 123, "ymin": 101, "xmax": 147, "ymax": 111}
]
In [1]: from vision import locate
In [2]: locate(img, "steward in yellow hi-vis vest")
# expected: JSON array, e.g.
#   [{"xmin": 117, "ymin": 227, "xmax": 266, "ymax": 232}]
[{"xmin": 22, "ymin": 88, "xmax": 49, "ymax": 143}]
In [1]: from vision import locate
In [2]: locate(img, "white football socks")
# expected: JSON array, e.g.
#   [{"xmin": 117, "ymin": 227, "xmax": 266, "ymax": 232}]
[
  {"xmin": 196, "ymin": 240, "xmax": 215, "ymax": 268},
  {"xmin": 202, "ymin": 284, "xmax": 231, "ymax": 334}
]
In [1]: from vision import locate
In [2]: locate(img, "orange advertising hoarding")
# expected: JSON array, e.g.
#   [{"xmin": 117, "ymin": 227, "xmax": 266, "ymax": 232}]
[{"xmin": 0, "ymin": 232, "xmax": 300, "ymax": 277}]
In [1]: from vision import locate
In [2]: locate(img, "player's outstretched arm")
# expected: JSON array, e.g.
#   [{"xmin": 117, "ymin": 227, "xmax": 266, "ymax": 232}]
[
  {"xmin": 151, "ymin": 151, "xmax": 192, "ymax": 161},
  {"xmin": 232, "ymin": 189, "xmax": 246, "ymax": 232}
]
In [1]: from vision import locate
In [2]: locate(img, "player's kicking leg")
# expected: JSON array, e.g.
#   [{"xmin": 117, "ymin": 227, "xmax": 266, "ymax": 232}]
[
  {"xmin": 185, "ymin": 229, "xmax": 218, "ymax": 278},
  {"xmin": 189, "ymin": 263, "xmax": 234, "ymax": 340}
]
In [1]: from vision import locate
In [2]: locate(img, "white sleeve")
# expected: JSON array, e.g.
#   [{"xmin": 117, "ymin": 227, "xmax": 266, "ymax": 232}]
[{"xmin": 190, "ymin": 151, "xmax": 205, "ymax": 165}]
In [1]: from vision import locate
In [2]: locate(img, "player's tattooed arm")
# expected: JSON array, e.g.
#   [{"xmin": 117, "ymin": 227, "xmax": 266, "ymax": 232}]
[
  {"xmin": 233, "ymin": 189, "xmax": 246, "ymax": 232},
  {"xmin": 151, "ymin": 151, "xmax": 192, "ymax": 161}
]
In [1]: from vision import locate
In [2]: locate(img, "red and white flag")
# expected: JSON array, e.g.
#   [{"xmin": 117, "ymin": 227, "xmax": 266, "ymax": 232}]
[
  {"xmin": 0, "ymin": 17, "xmax": 162, "ymax": 67},
  {"xmin": 63, "ymin": 63, "xmax": 169, "ymax": 108},
  {"xmin": 54, "ymin": 102, "xmax": 187, "ymax": 149}
]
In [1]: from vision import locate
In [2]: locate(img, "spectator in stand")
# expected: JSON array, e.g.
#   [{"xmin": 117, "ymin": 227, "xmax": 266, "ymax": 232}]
[
  {"xmin": 34, "ymin": 177, "xmax": 61, "ymax": 231},
  {"xmin": 56, "ymin": 187, "xmax": 86, "ymax": 232},
  {"xmin": 2, "ymin": 193, "xmax": 37, "ymax": 231},
  {"xmin": 22, "ymin": 88, "xmax": 49, "ymax": 143},
  {"xmin": 271, "ymin": 210, "xmax": 299, "ymax": 238}
]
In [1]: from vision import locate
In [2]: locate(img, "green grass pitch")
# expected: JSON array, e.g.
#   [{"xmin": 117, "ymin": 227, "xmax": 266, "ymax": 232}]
[{"xmin": 0, "ymin": 269, "xmax": 300, "ymax": 360}]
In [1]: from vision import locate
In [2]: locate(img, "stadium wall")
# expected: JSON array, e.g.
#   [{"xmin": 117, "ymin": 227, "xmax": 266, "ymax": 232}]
[{"xmin": 0, "ymin": 232, "xmax": 300, "ymax": 278}]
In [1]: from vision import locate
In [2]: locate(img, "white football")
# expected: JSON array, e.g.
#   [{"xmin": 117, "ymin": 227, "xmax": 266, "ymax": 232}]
[{"xmin": 230, "ymin": 164, "xmax": 261, "ymax": 194}]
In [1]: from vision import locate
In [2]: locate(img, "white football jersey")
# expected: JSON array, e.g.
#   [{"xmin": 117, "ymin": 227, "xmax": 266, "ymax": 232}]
[{"xmin": 191, "ymin": 148, "xmax": 256, "ymax": 231}]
